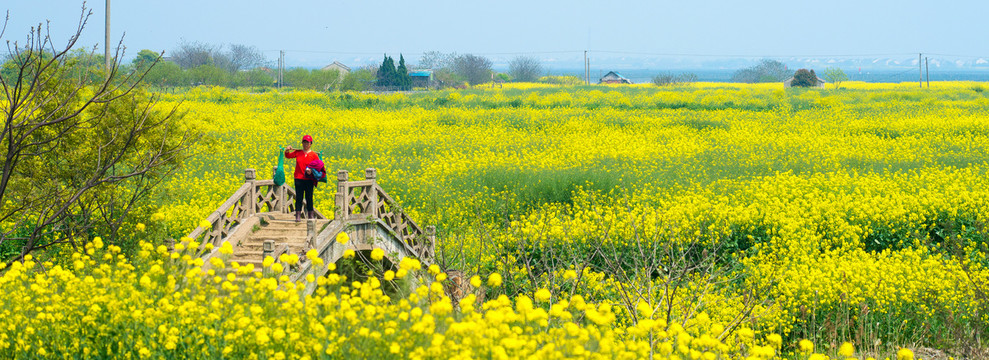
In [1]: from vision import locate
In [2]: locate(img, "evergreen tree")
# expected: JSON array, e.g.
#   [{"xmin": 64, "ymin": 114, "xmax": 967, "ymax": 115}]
[
  {"xmin": 376, "ymin": 55, "xmax": 397, "ymax": 87},
  {"xmin": 396, "ymin": 54, "xmax": 412, "ymax": 90}
]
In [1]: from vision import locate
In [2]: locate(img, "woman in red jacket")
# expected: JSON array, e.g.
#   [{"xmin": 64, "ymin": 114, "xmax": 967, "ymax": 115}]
[{"xmin": 285, "ymin": 134, "xmax": 320, "ymax": 221}]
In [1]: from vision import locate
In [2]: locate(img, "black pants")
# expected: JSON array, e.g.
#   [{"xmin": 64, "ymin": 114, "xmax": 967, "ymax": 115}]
[{"xmin": 294, "ymin": 179, "xmax": 315, "ymax": 212}]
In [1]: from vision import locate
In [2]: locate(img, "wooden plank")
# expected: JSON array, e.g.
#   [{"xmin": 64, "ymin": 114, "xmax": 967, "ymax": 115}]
[
  {"xmin": 375, "ymin": 185, "xmax": 398, "ymax": 205},
  {"xmin": 347, "ymin": 180, "xmax": 375, "ymax": 187},
  {"xmin": 215, "ymin": 184, "xmax": 251, "ymax": 212}
]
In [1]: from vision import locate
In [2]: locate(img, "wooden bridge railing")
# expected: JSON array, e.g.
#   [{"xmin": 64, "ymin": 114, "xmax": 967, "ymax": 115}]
[
  {"xmin": 335, "ymin": 168, "xmax": 435, "ymax": 260},
  {"xmin": 186, "ymin": 168, "xmax": 432, "ymax": 262},
  {"xmin": 187, "ymin": 168, "xmax": 319, "ymax": 252}
]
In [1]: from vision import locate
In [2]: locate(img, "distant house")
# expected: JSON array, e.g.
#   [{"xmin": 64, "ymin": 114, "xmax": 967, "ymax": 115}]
[
  {"xmin": 409, "ymin": 69, "xmax": 434, "ymax": 88},
  {"xmin": 783, "ymin": 76, "xmax": 827, "ymax": 88},
  {"xmin": 599, "ymin": 71, "xmax": 632, "ymax": 84},
  {"xmin": 321, "ymin": 61, "xmax": 351, "ymax": 76}
]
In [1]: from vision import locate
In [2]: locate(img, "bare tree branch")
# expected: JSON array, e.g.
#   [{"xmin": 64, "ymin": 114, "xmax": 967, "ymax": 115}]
[{"xmin": 0, "ymin": 4, "xmax": 199, "ymax": 263}]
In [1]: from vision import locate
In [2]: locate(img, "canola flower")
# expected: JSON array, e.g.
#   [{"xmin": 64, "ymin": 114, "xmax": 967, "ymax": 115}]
[
  {"xmin": 370, "ymin": 248, "xmax": 385, "ymax": 261},
  {"xmin": 799, "ymin": 339, "xmax": 814, "ymax": 353},
  {"xmin": 488, "ymin": 273, "xmax": 503, "ymax": 287},
  {"xmin": 4, "ymin": 83, "xmax": 981, "ymax": 356},
  {"xmin": 0, "ymin": 238, "xmax": 863, "ymax": 359},
  {"xmin": 838, "ymin": 342, "xmax": 855, "ymax": 357}
]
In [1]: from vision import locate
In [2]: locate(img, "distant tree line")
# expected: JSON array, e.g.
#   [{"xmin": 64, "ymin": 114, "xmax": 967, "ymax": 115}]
[
  {"xmin": 652, "ymin": 72, "xmax": 698, "ymax": 86},
  {"xmin": 731, "ymin": 59, "xmax": 789, "ymax": 83},
  {"xmin": 135, "ymin": 41, "xmax": 372, "ymax": 91},
  {"xmin": 416, "ymin": 52, "xmax": 548, "ymax": 87},
  {"xmin": 121, "ymin": 42, "xmax": 571, "ymax": 91},
  {"xmin": 416, "ymin": 51, "xmax": 494, "ymax": 87}
]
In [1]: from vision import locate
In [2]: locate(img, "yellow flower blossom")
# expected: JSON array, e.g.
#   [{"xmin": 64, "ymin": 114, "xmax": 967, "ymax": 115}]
[
  {"xmin": 799, "ymin": 339, "xmax": 814, "ymax": 353},
  {"xmin": 838, "ymin": 342, "xmax": 855, "ymax": 357},
  {"xmin": 534, "ymin": 288, "xmax": 551, "ymax": 302},
  {"xmin": 487, "ymin": 273, "xmax": 502, "ymax": 287}
]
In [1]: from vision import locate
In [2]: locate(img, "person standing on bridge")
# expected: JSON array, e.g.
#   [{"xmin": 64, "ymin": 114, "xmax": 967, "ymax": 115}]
[{"xmin": 285, "ymin": 135, "xmax": 319, "ymax": 222}]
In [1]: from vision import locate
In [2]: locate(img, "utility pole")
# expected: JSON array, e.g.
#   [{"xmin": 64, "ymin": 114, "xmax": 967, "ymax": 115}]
[
  {"xmin": 278, "ymin": 50, "xmax": 285, "ymax": 89},
  {"xmin": 585, "ymin": 51, "xmax": 590, "ymax": 85},
  {"xmin": 584, "ymin": 51, "xmax": 587, "ymax": 84},
  {"xmin": 105, "ymin": 0, "xmax": 111, "ymax": 77},
  {"xmin": 925, "ymin": 57, "xmax": 930, "ymax": 88},
  {"xmin": 919, "ymin": 53, "xmax": 922, "ymax": 88}
]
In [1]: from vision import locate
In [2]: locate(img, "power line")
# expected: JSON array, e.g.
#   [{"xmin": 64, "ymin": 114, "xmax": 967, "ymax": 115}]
[
  {"xmin": 588, "ymin": 50, "xmax": 918, "ymax": 58},
  {"xmin": 866, "ymin": 67, "xmax": 917, "ymax": 82},
  {"xmin": 925, "ymin": 52, "xmax": 989, "ymax": 59},
  {"xmin": 262, "ymin": 49, "xmax": 586, "ymax": 57},
  {"xmin": 261, "ymin": 50, "xmax": 386, "ymax": 55},
  {"xmin": 262, "ymin": 48, "xmax": 929, "ymax": 59},
  {"xmin": 468, "ymin": 50, "xmax": 584, "ymax": 56}
]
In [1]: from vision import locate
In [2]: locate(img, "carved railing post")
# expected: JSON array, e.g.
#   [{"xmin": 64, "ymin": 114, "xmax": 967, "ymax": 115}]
[
  {"xmin": 244, "ymin": 169, "xmax": 256, "ymax": 217},
  {"xmin": 307, "ymin": 219, "xmax": 316, "ymax": 251},
  {"xmin": 336, "ymin": 170, "xmax": 349, "ymax": 220},
  {"xmin": 271, "ymin": 166, "xmax": 281, "ymax": 213},
  {"xmin": 210, "ymin": 211, "xmax": 222, "ymax": 246},
  {"xmin": 263, "ymin": 240, "xmax": 274, "ymax": 259},
  {"xmin": 281, "ymin": 184, "xmax": 289, "ymax": 213},
  {"xmin": 426, "ymin": 226, "xmax": 436, "ymax": 259},
  {"xmin": 366, "ymin": 168, "xmax": 379, "ymax": 218}
]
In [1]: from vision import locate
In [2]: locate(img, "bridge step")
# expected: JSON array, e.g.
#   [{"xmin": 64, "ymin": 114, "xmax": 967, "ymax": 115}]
[
  {"xmin": 230, "ymin": 259, "xmax": 264, "ymax": 269},
  {"xmin": 222, "ymin": 212, "xmax": 331, "ymax": 268},
  {"xmin": 231, "ymin": 247, "xmax": 307, "ymax": 260},
  {"xmin": 240, "ymin": 236, "xmax": 309, "ymax": 244}
]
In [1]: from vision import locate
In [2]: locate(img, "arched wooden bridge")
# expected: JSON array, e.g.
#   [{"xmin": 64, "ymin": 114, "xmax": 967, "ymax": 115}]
[{"xmin": 185, "ymin": 168, "xmax": 434, "ymax": 295}]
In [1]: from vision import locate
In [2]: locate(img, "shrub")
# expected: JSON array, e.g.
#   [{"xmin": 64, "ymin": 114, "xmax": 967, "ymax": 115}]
[
  {"xmin": 538, "ymin": 75, "xmax": 584, "ymax": 86},
  {"xmin": 652, "ymin": 72, "xmax": 698, "ymax": 86},
  {"xmin": 791, "ymin": 68, "xmax": 818, "ymax": 87}
]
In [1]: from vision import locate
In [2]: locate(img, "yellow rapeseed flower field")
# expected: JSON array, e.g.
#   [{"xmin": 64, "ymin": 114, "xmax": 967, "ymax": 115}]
[
  {"xmin": 4, "ymin": 81, "xmax": 989, "ymax": 358},
  {"xmin": 0, "ymin": 238, "xmax": 792, "ymax": 359}
]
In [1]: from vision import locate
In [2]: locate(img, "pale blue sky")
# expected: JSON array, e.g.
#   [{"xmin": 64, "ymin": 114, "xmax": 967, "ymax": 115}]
[{"xmin": 3, "ymin": 1, "xmax": 988, "ymax": 69}]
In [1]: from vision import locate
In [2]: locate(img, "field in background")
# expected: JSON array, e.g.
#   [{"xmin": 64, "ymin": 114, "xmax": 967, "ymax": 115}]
[{"xmin": 141, "ymin": 81, "xmax": 989, "ymax": 356}]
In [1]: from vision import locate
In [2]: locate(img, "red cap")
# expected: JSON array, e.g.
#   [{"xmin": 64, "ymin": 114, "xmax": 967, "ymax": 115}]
[{"xmin": 302, "ymin": 135, "xmax": 313, "ymax": 143}]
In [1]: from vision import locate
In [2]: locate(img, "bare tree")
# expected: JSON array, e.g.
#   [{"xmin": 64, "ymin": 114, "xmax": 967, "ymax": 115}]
[
  {"xmin": 418, "ymin": 51, "xmax": 456, "ymax": 70},
  {"xmin": 168, "ymin": 42, "xmax": 263, "ymax": 74},
  {"xmin": 652, "ymin": 72, "xmax": 698, "ymax": 87},
  {"xmin": 170, "ymin": 40, "xmax": 221, "ymax": 69},
  {"xmin": 731, "ymin": 59, "xmax": 789, "ymax": 83},
  {"xmin": 228, "ymin": 44, "xmax": 265, "ymax": 72},
  {"xmin": 0, "ymin": 6, "xmax": 197, "ymax": 261},
  {"xmin": 508, "ymin": 56, "xmax": 543, "ymax": 82},
  {"xmin": 452, "ymin": 54, "xmax": 492, "ymax": 86}
]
